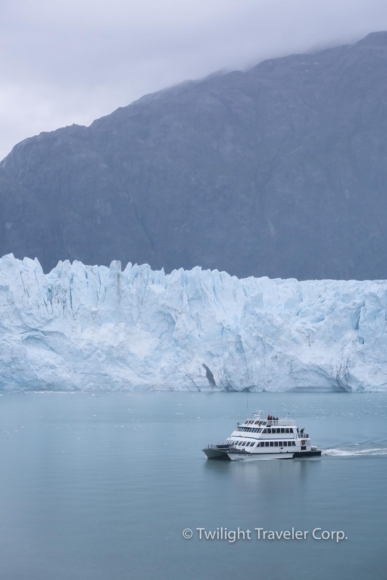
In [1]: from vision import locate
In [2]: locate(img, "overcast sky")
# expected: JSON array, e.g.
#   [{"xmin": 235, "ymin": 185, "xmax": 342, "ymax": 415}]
[{"xmin": 1, "ymin": 0, "xmax": 387, "ymax": 160}]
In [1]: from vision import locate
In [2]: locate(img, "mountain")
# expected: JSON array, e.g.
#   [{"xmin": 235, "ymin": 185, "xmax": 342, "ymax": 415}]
[
  {"xmin": 1, "ymin": 32, "xmax": 387, "ymax": 279},
  {"xmin": 0, "ymin": 254, "xmax": 385, "ymax": 391}
]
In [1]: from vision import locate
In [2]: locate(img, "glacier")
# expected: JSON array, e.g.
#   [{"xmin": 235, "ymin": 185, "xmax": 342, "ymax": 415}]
[{"xmin": 0, "ymin": 253, "xmax": 386, "ymax": 392}]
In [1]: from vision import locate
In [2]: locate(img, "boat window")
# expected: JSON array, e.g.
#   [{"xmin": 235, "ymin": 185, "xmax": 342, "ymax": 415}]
[
  {"xmin": 284, "ymin": 441, "xmax": 287, "ymax": 446},
  {"xmin": 274, "ymin": 442, "xmax": 278, "ymax": 447},
  {"xmin": 280, "ymin": 428, "xmax": 284, "ymax": 433},
  {"xmin": 267, "ymin": 428, "xmax": 271, "ymax": 434},
  {"xmin": 265, "ymin": 442, "xmax": 269, "ymax": 447},
  {"xmin": 285, "ymin": 428, "xmax": 289, "ymax": 433},
  {"xmin": 270, "ymin": 442, "xmax": 274, "ymax": 447}
]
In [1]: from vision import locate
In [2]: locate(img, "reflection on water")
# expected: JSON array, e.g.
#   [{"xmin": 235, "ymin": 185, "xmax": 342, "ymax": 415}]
[{"xmin": 0, "ymin": 391, "xmax": 386, "ymax": 580}]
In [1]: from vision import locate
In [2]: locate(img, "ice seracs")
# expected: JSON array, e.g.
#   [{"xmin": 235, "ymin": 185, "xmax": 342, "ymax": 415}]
[
  {"xmin": 203, "ymin": 411, "xmax": 321, "ymax": 460},
  {"xmin": 0, "ymin": 253, "xmax": 387, "ymax": 391}
]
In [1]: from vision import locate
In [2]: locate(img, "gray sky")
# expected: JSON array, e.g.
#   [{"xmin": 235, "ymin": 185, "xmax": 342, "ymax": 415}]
[{"xmin": 1, "ymin": 0, "xmax": 387, "ymax": 160}]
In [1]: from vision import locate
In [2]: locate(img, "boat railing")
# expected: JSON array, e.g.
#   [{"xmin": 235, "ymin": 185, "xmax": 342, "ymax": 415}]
[{"xmin": 267, "ymin": 418, "xmax": 296, "ymax": 426}]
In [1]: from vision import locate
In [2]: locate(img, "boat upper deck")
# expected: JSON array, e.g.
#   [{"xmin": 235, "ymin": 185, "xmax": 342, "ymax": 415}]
[{"xmin": 241, "ymin": 416, "xmax": 296, "ymax": 428}]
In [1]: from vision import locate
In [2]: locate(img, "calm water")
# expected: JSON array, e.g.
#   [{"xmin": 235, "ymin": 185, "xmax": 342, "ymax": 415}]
[{"xmin": 0, "ymin": 391, "xmax": 386, "ymax": 580}]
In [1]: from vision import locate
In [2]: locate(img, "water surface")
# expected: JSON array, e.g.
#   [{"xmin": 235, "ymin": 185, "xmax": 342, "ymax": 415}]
[{"xmin": 0, "ymin": 392, "xmax": 386, "ymax": 580}]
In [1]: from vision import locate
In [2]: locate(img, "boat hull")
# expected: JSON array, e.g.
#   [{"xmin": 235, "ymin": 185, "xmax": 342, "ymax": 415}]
[
  {"xmin": 202, "ymin": 447, "xmax": 231, "ymax": 459},
  {"xmin": 203, "ymin": 448, "xmax": 322, "ymax": 461},
  {"xmin": 293, "ymin": 450, "xmax": 322, "ymax": 458}
]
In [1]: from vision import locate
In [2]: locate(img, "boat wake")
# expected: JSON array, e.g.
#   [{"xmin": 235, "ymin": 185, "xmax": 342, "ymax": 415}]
[{"xmin": 323, "ymin": 444, "xmax": 387, "ymax": 457}]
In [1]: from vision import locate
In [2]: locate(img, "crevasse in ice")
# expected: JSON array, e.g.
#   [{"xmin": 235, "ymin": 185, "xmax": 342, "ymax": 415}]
[{"xmin": 0, "ymin": 254, "xmax": 386, "ymax": 391}]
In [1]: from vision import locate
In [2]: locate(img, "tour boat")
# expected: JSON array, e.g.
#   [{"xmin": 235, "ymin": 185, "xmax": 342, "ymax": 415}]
[{"xmin": 203, "ymin": 411, "xmax": 321, "ymax": 460}]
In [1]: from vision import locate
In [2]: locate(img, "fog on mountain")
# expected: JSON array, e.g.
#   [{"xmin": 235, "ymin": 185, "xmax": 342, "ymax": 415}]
[{"xmin": 1, "ymin": 32, "xmax": 387, "ymax": 280}]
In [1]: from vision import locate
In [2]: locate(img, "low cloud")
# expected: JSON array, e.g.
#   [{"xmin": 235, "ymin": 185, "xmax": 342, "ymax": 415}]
[{"xmin": 1, "ymin": 0, "xmax": 387, "ymax": 159}]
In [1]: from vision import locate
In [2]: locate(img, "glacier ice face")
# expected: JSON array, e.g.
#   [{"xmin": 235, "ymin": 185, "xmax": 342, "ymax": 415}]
[{"xmin": 0, "ymin": 253, "xmax": 386, "ymax": 392}]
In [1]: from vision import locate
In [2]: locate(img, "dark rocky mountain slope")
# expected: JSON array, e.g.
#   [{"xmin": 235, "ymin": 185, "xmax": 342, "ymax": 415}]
[{"xmin": 1, "ymin": 31, "xmax": 387, "ymax": 279}]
